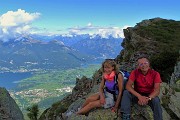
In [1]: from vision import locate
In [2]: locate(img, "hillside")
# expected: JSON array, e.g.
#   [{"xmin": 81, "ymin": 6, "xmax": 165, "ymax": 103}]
[
  {"xmin": 38, "ymin": 18, "xmax": 180, "ymax": 120},
  {"xmin": 0, "ymin": 39, "xmax": 92, "ymax": 72}
]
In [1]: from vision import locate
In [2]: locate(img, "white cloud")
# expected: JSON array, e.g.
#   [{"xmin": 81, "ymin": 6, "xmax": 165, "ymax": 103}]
[
  {"xmin": 87, "ymin": 22, "xmax": 92, "ymax": 27},
  {"xmin": 0, "ymin": 9, "xmax": 40, "ymax": 42},
  {"xmin": 67, "ymin": 23, "xmax": 130, "ymax": 38}
]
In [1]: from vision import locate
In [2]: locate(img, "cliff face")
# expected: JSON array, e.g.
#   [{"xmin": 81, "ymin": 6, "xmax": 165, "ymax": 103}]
[
  {"xmin": 0, "ymin": 87, "xmax": 24, "ymax": 120},
  {"xmin": 39, "ymin": 18, "xmax": 180, "ymax": 120}
]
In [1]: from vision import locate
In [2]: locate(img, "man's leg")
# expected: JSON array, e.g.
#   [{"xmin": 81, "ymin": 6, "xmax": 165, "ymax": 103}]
[
  {"xmin": 148, "ymin": 97, "xmax": 163, "ymax": 120},
  {"xmin": 120, "ymin": 90, "xmax": 132, "ymax": 119}
]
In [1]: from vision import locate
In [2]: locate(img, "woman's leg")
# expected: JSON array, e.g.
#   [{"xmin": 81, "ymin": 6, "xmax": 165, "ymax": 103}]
[
  {"xmin": 81, "ymin": 93, "xmax": 100, "ymax": 108},
  {"xmin": 76, "ymin": 99, "xmax": 102, "ymax": 115}
]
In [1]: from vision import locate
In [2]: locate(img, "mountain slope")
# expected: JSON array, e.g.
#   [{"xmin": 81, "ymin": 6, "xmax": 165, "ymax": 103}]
[
  {"xmin": 72, "ymin": 35, "xmax": 123, "ymax": 59},
  {"xmin": 31, "ymin": 34, "xmax": 123, "ymax": 59},
  {"xmin": 0, "ymin": 34, "xmax": 123, "ymax": 72},
  {"xmin": 0, "ymin": 39, "xmax": 92, "ymax": 72}
]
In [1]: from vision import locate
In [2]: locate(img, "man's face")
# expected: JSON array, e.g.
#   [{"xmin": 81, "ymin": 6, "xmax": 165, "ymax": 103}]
[{"xmin": 137, "ymin": 58, "xmax": 150, "ymax": 72}]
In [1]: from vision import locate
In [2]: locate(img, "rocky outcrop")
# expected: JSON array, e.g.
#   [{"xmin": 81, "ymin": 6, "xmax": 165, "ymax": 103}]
[
  {"xmin": 65, "ymin": 85, "xmax": 155, "ymax": 120},
  {"xmin": 170, "ymin": 61, "xmax": 180, "ymax": 84},
  {"xmin": 160, "ymin": 83, "xmax": 180, "ymax": 120},
  {"xmin": 38, "ymin": 75, "xmax": 102, "ymax": 120},
  {"xmin": 0, "ymin": 87, "xmax": 24, "ymax": 120}
]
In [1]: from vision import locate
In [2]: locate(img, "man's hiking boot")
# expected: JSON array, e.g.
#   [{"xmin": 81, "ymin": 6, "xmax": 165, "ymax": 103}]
[{"xmin": 121, "ymin": 113, "xmax": 131, "ymax": 120}]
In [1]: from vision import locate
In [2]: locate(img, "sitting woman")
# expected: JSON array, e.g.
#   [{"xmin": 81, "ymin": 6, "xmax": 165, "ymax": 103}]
[{"xmin": 76, "ymin": 59, "xmax": 123, "ymax": 115}]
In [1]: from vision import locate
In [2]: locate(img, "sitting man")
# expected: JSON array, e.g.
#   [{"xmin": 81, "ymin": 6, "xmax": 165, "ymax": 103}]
[{"xmin": 120, "ymin": 56, "xmax": 162, "ymax": 120}]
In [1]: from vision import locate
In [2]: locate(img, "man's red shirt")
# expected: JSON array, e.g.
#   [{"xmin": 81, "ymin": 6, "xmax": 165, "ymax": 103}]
[{"xmin": 129, "ymin": 69, "xmax": 162, "ymax": 94}]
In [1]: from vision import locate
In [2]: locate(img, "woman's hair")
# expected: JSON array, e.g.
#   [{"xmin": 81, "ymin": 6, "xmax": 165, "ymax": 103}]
[{"xmin": 101, "ymin": 59, "xmax": 119, "ymax": 74}]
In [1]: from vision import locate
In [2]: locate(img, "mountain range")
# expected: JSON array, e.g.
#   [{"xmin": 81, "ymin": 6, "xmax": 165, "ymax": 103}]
[{"xmin": 0, "ymin": 34, "xmax": 123, "ymax": 72}]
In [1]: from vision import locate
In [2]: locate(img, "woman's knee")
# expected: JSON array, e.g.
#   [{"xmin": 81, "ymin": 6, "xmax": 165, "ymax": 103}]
[
  {"xmin": 86, "ymin": 97, "xmax": 92, "ymax": 101},
  {"xmin": 88, "ymin": 101, "xmax": 101, "ymax": 108},
  {"xmin": 87, "ymin": 94, "xmax": 99, "ymax": 101}
]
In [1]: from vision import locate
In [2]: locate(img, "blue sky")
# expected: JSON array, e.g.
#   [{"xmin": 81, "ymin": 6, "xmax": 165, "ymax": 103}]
[{"xmin": 0, "ymin": 0, "xmax": 180, "ymax": 40}]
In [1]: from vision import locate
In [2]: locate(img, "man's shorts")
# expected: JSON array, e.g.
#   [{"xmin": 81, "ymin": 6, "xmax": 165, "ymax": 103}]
[{"xmin": 103, "ymin": 90, "xmax": 115, "ymax": 108}]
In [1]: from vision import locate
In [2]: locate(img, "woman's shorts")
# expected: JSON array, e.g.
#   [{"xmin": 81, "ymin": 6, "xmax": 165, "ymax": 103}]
[{"xmin": 103, "ymin": 90, "xmax": 115, "ymax": 108}]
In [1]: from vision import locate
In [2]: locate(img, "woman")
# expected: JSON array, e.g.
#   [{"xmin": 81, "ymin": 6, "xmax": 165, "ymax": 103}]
[{"xmin": 76, "ymin": 59, "xmax": 123, "ymax": 115}]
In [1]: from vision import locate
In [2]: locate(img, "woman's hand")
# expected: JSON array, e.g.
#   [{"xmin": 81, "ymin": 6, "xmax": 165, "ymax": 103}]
[
  {"xmin": 100, "ymin": 96, "xmax": 105, "ymax": 105},
  {"xmin": 111, "ymin": 106, "xmax": 118, "ymax": 113}
]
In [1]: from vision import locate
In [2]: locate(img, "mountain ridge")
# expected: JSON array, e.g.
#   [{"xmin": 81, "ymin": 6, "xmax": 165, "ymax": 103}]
[{"xmin": 0, "ymin": 34, "xmax": 122, "ymax": 72}]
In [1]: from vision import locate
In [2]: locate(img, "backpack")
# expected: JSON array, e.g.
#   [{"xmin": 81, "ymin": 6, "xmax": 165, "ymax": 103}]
[
  {"xmin": 120, "ymin": 70, "xmax": 130, "ymax": 90},
  {"xmin": 105, "ymin": 70, "xmax": 130, "ymax": 101}
]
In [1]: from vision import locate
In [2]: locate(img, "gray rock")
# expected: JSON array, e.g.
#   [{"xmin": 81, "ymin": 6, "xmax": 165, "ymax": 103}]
[
  {"xmin": 68, "ymin": 104, "xmax": 154, "ymax": 120},
  {"xmin": 0, "ymin": 87, "xmax": 24, "ymax": 120},
  {"xmin": 169, "ymin": 92, "xmax": 180, "ymax": 118}
]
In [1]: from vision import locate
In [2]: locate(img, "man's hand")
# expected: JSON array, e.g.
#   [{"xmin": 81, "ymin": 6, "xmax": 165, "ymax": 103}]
[{"xmin": 138, "ymin": 95, "xmax": 149, "ymax": 105}]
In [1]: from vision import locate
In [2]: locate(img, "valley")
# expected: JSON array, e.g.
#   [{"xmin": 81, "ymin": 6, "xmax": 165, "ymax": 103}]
[{"xmin": 7, "ymin": 64, "xmax": 101, "ymax": 115}]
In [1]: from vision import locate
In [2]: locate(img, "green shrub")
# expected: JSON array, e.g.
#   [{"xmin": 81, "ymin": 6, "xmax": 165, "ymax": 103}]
[{"xmin": 150, "ymin": 49, "xmax": 179, "ymax": 83}]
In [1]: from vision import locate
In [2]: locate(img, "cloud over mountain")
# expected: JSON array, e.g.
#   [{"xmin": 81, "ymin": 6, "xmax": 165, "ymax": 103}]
[
  {"xmin": 67, "ymin": 23, "xmax": 126, "ymax": 38},
  {"xmin": 0, "ymin": 9, "xmax": 40, "ymax": 41}
]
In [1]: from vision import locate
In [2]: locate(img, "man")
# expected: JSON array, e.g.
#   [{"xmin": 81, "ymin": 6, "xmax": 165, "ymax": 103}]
[{"xmin": 120, "ymin": 56, "xmax": 162, "ymax": 120}]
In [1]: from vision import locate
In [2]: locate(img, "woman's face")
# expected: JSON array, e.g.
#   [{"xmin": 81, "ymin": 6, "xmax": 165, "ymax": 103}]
[{"xmin": 104, "ymin": 63, "xmax": 114, "ymax": 74}]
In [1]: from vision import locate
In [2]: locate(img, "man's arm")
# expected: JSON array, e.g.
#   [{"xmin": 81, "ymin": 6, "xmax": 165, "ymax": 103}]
[
  {"xmin": 126, "ymin": 80, "xmax": 141, "ymax": 98},
  {"xmin": 126, "ymin": 80, "xmax": 149, "ymax": 105},
  {"xmin": 148, "ymin": 83, "xmax": 161, "ymax": 99}
]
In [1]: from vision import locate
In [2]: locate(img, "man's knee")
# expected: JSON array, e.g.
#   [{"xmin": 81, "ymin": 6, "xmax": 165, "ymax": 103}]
[
  {"xmin": 123, "ymin": 90, "xmax": 131, "ymax": 96},
  {"xmin": 151, "ymin": 97, "xmax": 160, "ymax": 104}
]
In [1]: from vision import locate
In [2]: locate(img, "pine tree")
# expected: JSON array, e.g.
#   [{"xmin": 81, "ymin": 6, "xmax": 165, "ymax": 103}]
[{"xmin": 26, "ymin": 104, "xmax": 39, "ymax": 120}]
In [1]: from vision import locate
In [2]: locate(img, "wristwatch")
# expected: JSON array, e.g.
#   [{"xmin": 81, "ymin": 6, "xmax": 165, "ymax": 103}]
[{"xmin": 148, "ymin": 97, "xmax": 152, "ymax": 100}]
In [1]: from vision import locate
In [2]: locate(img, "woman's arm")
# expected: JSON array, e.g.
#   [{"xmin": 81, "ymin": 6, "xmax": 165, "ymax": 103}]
[
  {"xmin": 113, "ymin": 73, "xmax": 123, "ymax": 111},
  {"xmin": 99, "ymin": 76, "xmax": 105, "ymax": 104}
]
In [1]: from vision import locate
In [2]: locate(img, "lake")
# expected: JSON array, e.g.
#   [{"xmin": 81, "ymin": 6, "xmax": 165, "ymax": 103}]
[{"xmin": 0, "ymin": 72, "xmax": 33, "ymax": 90}]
